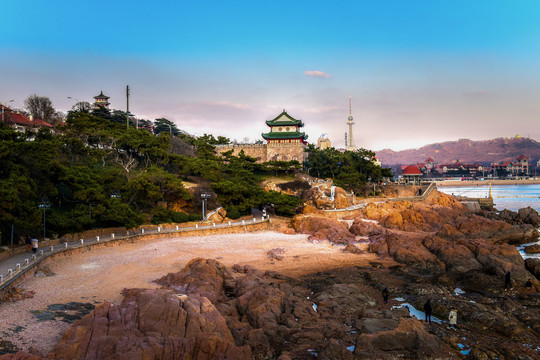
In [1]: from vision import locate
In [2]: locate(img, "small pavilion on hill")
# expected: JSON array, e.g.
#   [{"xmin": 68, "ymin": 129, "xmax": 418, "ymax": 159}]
[
  {"xmin": 402, "ymin": 165, "xmax": 423, "ymax": 185},
  {"xmin": 262, "ymin": 110, "xmax": 307, "ymax": 145},
  {"xmin": 93, "ymin": 91, "xmax": 110, "ymax": 109}
]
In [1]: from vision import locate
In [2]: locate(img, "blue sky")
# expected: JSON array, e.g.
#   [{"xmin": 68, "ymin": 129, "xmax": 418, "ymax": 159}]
[{"xmin": 2, "ymin": 0, "xmax": 540, "ymax": 151}]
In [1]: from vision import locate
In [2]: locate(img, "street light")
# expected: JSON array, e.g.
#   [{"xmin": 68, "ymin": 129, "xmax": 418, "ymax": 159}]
[
  {"xmin": 1, "ymin": 99, "xmax": 14, "ymax": 123},
  {"xmin": 201, "ymin": 193, "xmax": 211, "ymax": 220},
  {"xmin": 38, "ymin": 198, "xmax": 51, "ymax": 240}
]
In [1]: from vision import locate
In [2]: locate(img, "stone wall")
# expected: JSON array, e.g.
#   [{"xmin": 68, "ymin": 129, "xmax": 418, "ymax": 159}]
[
  {"xmin": 215, "ymin": 144, "xmax": 269, "ymax": 162},
  {"xmin": 215, "ymin": 143, "xmax": 307, "ymax": 163}
]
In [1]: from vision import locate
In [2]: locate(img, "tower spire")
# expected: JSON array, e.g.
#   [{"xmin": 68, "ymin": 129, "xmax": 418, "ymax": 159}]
[{"xmin": 346, "ymin": 95, "xmax": 356, "ymax": 151}]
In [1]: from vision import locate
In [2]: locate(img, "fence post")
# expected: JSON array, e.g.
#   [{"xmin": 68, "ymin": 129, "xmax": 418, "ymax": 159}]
[
  {"xmin": 0, "ymin": 275, "xmax": 3, "ymax": 283},
  {"xmin": 65, "ymin": 242, "xmax": 68, "ymax": 248},
  {"xmin": 112, "ymin": 233, "xmax": 115, "ymax": 239},
  {"xmin": 96, "ymin": 236, "xmax": 100, "ymax": 241},
  {"xmin": 16, "ymin": 264, "xmax": 20, "ymax": 271},
  {"xmin": 8, "ymin": 269, "xmax": 13, "ymax": 277},
  {"xmin": 213, "ymin": 223, "xmax": 216, "ymax": 227},
  {"xmin": 32, "ymin": 255, "xmax": 36, "ymax": 261},
  {"xmin": 242, "ymin": 220, "xmax": 245, "ymax": 225},
  {"xmin": 50, "ymin": 246, "xmax": 54, "ymax": 252},
  {"xmin": 196, "ymin": 224, "xmax": 198, "ymax": 229},
  {"xmin": 176, "ymin": 225, "xmax": 179, "ymax": 231},
  {"xmin": 39, "ymin": 250, "xmax": 43, "ymax": 256},
  {"xmin": 253, "ymin": 218, "xmax": 256, "ymax": 222},
  {"xmin": 24, "ymin": 259, "xmax": 29, "ymax": 266},
  {"xmin": 228, "ymin": 221, "xmax": 231, "ymax": 226},
  {"xmin": 158, "ymin": 227, "xmax": 161, "ymax": 232},
  {"xmin": 142, "ymin": 229, "xmax": 145, "ymax": 234},
  {"xmin": 80, "ymin": 239, "xmax": 84, "ymax": 245}
]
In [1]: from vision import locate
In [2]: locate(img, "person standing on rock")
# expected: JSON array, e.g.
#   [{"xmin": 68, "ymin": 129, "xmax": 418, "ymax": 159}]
[
  {"xmin": 449, "ymin": 309, "xmax": 457, "ymax": 327},
  {"xmin": 505, "ymin": 271, "xmax": 511, "ymax": 289},
  {"xmin": 382, "ymin": 287, "xmax": 389, "ymax": 304},
  {"xmin": 424, "ymin": 300, "xmax": 432, "ymax": 324}
]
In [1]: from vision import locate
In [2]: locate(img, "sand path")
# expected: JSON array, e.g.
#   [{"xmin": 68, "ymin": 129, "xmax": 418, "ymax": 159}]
[{"xmin": 0, "ymin": 231, "xmax": 383, "ymax": 356}]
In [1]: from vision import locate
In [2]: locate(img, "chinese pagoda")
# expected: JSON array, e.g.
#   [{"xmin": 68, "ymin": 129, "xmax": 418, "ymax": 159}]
[
  {"xmin": 262, "ymin": 110, "xmax": 307, "ymax": 145},
  {"xmin": 93, "ymin": 91, "xmax": 110, "ymax": 109}
]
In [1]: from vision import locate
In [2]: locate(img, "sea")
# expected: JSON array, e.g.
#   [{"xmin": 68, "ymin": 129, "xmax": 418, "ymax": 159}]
[{"xmin": 439, "ymin": 183, "xmax": 540, "ymax": 259}]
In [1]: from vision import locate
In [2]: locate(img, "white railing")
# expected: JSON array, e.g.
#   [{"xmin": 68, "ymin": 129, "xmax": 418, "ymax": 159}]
[{"xmin": 0, "ymin": 216, "xmax": 270, "ymax": 289}]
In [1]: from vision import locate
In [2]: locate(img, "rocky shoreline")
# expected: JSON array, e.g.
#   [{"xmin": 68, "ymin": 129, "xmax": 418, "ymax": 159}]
[{"xmin": 1, "ymin": 190, "xmax": 540, "ymax": 359}]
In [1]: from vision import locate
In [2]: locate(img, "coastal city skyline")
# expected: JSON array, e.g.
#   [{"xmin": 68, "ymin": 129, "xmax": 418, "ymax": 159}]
[{"xmin": 2, "ymin": 1, "xmax": 540, "ymax": 150}]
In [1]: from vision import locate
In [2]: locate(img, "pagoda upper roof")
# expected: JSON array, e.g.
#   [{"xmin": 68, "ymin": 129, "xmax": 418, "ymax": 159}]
[
  {"xmin": 262, "ymin": 131, "xmax": 307, "ymax": 140},
  {"xmin": 266, "ymin": 110, "xmax": 304, "ymax": 127},
  {"xmin": 94, "ymin": 91, "xmax": 110, "ymax": 99}
]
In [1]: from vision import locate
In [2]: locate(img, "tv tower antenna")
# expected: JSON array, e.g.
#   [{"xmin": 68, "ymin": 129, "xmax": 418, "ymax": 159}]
[{"xmin": 346, "ymin": 95, "xmax": 356, "ymax": 151}]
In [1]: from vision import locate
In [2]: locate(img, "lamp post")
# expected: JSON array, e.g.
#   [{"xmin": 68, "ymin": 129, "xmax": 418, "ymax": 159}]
[
  {"xmin": 38, "ymin": 199, "xmax": 51, "ymax": 240},
  {"xmin": 1, "ymin": 99, "xmax": 14, "ymax": 123},
  {"xmin": 201, "ymin": 193, "xmax": 211, "ymax": 220}
]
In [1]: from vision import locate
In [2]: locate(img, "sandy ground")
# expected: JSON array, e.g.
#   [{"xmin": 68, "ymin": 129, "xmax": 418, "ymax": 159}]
[{"xmin": 0, "ymin": 231, "xmax": 381, "ymax": 356}]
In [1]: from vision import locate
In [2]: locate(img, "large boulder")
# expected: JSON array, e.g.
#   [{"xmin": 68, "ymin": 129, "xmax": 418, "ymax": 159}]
[
  {"xmin": 47, "ymin": 289, "xmax": 251, "ymax": 360},
  {"xmin": 291, "ymin": 215, "xmax": 355, "ymax": 244}
]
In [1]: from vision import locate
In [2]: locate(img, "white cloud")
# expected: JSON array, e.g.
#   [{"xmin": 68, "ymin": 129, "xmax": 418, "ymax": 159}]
[{"xmin": 304, "ymin": 70, "xmax": 331, "ymax": 78}]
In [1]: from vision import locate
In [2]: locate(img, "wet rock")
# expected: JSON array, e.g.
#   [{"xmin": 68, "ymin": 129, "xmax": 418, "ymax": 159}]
[
  {"xmin": 525, "ymin": 258, "xmax": 540, "ymax": 279},
  {"xmin": 524, "ymin": 244, "xmax": 540, "ymax": 254}
]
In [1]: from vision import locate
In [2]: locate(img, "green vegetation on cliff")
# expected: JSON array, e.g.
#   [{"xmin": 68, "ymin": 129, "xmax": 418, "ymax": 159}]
[{"xmin": 0, "ymin": 112, "xmax": 302, "ymax": 243}]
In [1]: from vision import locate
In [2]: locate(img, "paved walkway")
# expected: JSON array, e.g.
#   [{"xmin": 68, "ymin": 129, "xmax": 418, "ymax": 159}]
[{"xmin": 0, "ymin": 217, "xmax": 269, "ymax": 289}]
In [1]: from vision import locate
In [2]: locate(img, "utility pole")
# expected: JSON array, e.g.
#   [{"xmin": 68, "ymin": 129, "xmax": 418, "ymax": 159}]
[{"xmin": 126, "ymin": 85, "xmax": 130, "ymax": 129}]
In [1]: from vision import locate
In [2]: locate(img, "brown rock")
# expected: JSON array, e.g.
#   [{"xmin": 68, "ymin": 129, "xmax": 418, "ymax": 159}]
[
  {"xmin": 524, "ymin": 244, "xmax": 540, "ymax": 254},
  {"xmin": 291, "ymin": 215, "xmax": 355, "ymax": 244}
]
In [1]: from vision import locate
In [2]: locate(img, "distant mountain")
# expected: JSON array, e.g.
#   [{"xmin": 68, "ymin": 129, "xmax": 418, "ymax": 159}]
[{"xmin": 376, "ymin": 137, "xmax": 540, "ymax": 165}]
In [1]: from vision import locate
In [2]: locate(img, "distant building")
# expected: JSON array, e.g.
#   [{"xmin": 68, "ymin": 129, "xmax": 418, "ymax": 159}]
[
  {"xmin": 345, "ymin": 96, "xmax": 356, "ymax": 151},
  {"xmin": 93, "ymin": 91, "xmax": 110, "ymax": 109},
  {"xmin": 1, "ymin": 104, "xmax": 53, "ymax": 132},
  {"xmin": 490, "ymin": 154, "xmax": 529, "ymax": 176},
  {"xmin": 317, "ymin": 134, "xmax": 331, "ymax": 149},
  {"xmin": 216, "ymin": 110, "xmax": 308, "ymax": 163},
  {"xmin": 401, "ymin": 165, "xmax": 423, "ymax": 184}
]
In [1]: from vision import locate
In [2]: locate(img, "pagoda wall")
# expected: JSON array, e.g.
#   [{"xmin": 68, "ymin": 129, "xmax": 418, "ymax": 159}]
[
  {"xmin": 215, "ymin": 144, "xmax": 269, "ymax": 162},
  {"xmin": 266, "ymin": 143, "xmax": 306, "ymax": 162},
  {"xmin": 215, "ymin": 143, "xmax": 306, "ymax": 163}
]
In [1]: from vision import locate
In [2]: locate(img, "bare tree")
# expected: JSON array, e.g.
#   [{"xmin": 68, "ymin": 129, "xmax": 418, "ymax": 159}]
[
  {"xmin": 24, "ymin": 94, "xmax": 56, "ymax": 122},
  {"xmin": 72, "ymin": 101, "xmax": 92, "ymax": 113}
]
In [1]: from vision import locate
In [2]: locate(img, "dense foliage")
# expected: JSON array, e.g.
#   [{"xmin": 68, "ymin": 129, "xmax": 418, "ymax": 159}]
[
  {"xmin": 0, "ymin": 113, "xmax": 302, "ymax": 243},
  {"xmin": 305, "ymin": 145, "xmax": 393, "ymax": 194}
]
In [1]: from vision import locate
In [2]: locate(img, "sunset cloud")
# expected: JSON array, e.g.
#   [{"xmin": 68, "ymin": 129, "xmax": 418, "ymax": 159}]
[{"xmin": 304, "ymin": 70, "xmax": 331, "ymax": 78}]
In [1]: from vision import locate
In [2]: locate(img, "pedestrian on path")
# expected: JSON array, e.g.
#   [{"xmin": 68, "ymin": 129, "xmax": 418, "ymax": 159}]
[
  {"xmin": 424, "ymin": 299, "xmax": 432, "ymax": 324},
  {"xmin": 25, "ymin": 236, "xmax": 32, "ymax": 252},
  {"xmin": 31, "ymin": 238, "xmax": 39, "ymax": 253}
]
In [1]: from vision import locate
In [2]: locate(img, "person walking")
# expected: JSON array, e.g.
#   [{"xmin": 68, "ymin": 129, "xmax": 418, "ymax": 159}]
[
  {"xmin": 31, "ymin": 238, "xmax": 39, "ymax": 254},
  {"xmin": 505, "ymin": 271, "xmax": 511, "ymax": 290},
  {"xmin": 382, "ymin": 287, "xmax": 389, "ymax": 304},
  {"xmin": 25, "ymin": 235, "xmax": 32, "ymax": 252},
  {"xmin": 449, "ymin": 309, "xmax": 458, "ymax": 327},
  {"xmin": 424, "ymin": 299, "xmax": 432, "ymax": 324}
]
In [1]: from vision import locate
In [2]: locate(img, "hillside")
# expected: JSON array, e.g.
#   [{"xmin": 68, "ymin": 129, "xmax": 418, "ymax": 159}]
[{"xmin": 376, "ymin": 137, "xmax": 540, "ymax": 165}]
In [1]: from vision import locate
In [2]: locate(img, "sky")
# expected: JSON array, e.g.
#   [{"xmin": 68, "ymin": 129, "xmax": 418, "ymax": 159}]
[{"xmin": 2, "ymin": 0, "xmax": 540, "ymax": 151}]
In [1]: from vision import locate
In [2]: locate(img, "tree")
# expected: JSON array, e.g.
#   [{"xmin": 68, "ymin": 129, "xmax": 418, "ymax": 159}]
[
  {"xmin": 71, "ymin": 101, "xmax": 92, "ymax": 113},
  {"xmin": 24, "ymin": 94, "xmax": 56, "ymax": 122},
  {"xmin": 154, "ymin": 118, "xmax": 180, "ymax": 135}
]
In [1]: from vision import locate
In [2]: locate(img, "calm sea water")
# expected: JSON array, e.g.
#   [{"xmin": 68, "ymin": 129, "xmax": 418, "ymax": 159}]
[
  {"xmin": 439, "ymin": 183, "xmax": 540, "ymax": 259},
  {"xmin": 439, "ymin": 184, "xmax": 540, "ymax": 213}
]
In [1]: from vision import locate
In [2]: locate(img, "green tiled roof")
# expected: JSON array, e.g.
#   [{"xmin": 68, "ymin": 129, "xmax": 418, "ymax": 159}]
[
  {"xmin": 94, "ymin": 91, "xmax": 110, "ymax": 99},
  {"xmin": 266, "ymin": 111, "xmax": 304, "ymax": 127},
  {"xmin": 262, "ymin": 131, "xmax": 306, "ymax": 140}
]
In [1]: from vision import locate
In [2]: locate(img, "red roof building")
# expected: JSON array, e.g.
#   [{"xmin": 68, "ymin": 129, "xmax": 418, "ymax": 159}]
[{"xmin": 402, "ymin": 165, "xmax": 423, "ymax": 175}]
